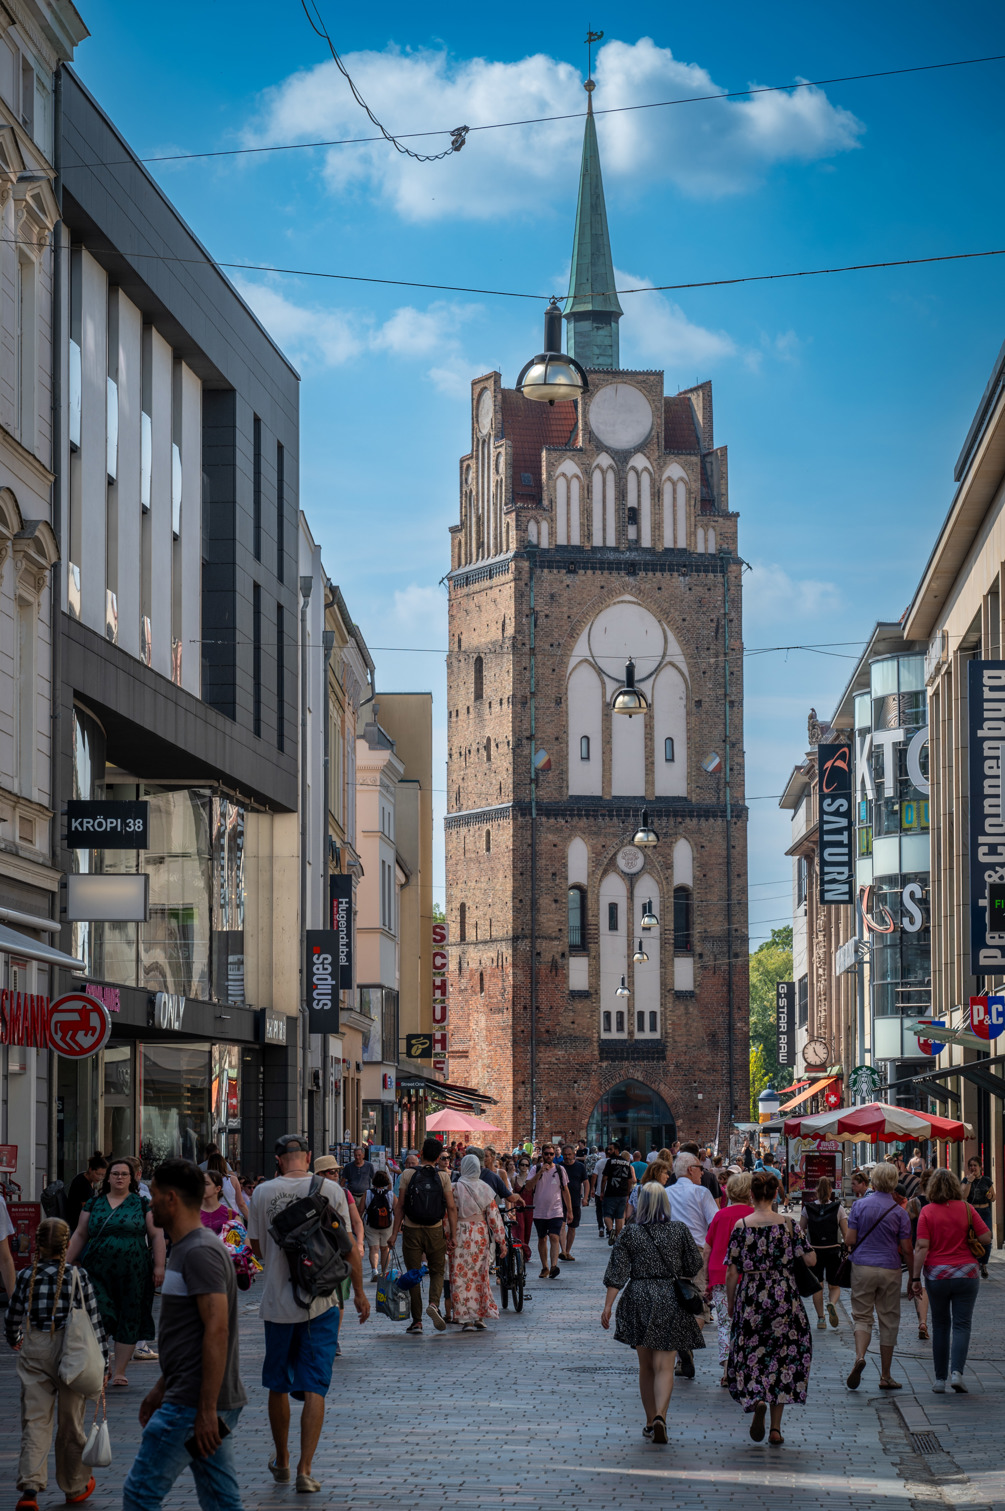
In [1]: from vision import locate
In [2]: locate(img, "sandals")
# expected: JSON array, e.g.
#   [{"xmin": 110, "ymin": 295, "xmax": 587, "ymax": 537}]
[
  {"xmin": 651, "ymin": 1414, "xmax": 668, "ymax": 1445},
  {"xmin": 918, "ymin": 1325, "xmax": 930, "ymax": 1340},
  {"xmin": 539, "ymin": 1268, "xmax": 550, "ymax": 1279},
  {"xmin": 110, "ymin": 1376, "xmax": 130, "ymax": 1388},
  {"xmin": 768, "ymin": 1429, "xmax": 784, "ymax": 1445},
  {"xmin": 749, "ymin": 1403, "xmax": 767, "ymax": 1442},
  {"xmin": 846, "ymin": 1359, "xmax": 865, "ymax": 1390},
  {"xmin": 879, "ymin": 1378, "xmax": 902, "ymax": 1390}
]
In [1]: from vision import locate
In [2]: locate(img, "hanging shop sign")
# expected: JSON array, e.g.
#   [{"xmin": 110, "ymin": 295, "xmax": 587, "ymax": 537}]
[
  {"xmin": 149, "ymin": 992, "xmax": 187, "ymax": 1032},
  {"xmin": 914, "ymin": 1022, "xmax": 946, "ymax": 1057},
  {"xmin": 405, "ymin": 1034, "xmax": 433, "ymax": 1060},
  {"xmin": 969, "ymin": 994, "xmax": 1005, "ymax": 1041},
  {"xmin": 776, "ymin": 981, "xmax": 795, "ymax": 1067},
  {"xmin": 261, "ymin": 1007, "xmax": 288, "ymax": 1045},
  {"xmin": 432, "ymin": 919, "xmax": 448, "ymax": 1072},
  {"xmin": 66, "ymin": 799, "xmax": 149, "ymax": 849},
  {"xmin": 305, "ymin": 932, "xmax": 340, "ymax": 1034},
  {"xmin": 329, "ymin": 875, "xmax": 353, "ymax": 990},
  {"xmin": 818, "ymin": 744, "xmax": 853, "ymax": 905},
  {"xmin": 0, "ymin": 991, "xmax": 51, "ymax": 1048},
  {"xmin": 48, "ymin": 993, "xmax": 112, "ymax": 1059},
  {"xmin": 849, "ymin": 1064, "xmax": 883, "ymax": 1099},
  {"xmin": 968, "ymin": 660, "xmax": 1005, "ymax": 975}
]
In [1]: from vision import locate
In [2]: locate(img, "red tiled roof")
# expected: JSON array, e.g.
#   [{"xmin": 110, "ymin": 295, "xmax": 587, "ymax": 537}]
[
  {"xmin": 500, "ymin": 391, "xmax": 578, "ymax": 499},
  {"xmin": 663, "ymin": 395, "xmax": 701, "ymax": 453}
]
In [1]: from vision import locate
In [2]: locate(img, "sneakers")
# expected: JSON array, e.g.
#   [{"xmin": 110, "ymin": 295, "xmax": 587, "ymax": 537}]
[
  {"xmin": 826, "ymin": 1302, "xmax": 839, "ymax": 1328},
  {"xmin": 370, "ymin": 1270, "xmax": 380, "ymax": 1283},
  {"xmin": 932, "ymin": 1380, "xmax": 946, "ymax": 1393},
  {"xmin": 132, "ymin": 1344, "xmax": 158, "ymax": 1361},
  {"xmin": 607, "ymin": 1234, "xmax": 615, "ymax": 1245},
  {"xmin": 426, "ymin": 1303, "xmax": 447, "ymax": 1332},
  {"xmin": 406, "ymin": 1320, "xmax": 423, "ymax": 1334},
  {"xmin": 951, "ymin": 1372, "xmax": 968, "ymax": 1393},
  {"xmin": 16, "ymin": 1495, "xmax": 39, "ymax": 1510},
  {"xmin": 817, "ymin": 1316, "xmax": 827, "ymax": 1329}
]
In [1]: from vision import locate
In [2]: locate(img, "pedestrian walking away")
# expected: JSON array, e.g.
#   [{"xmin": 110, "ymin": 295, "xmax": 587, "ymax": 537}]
[
  {"xmin": 559, "ymin": 1148, "xmax": 588, "ymax": 1260},
  {"xmin": 362, "ymin": 1171, "xmax": 395, "ymax": 1281},
  {"xmin": 122, "ymin": 1159, "xmax": 248, "ymax": 1511},
  {"xmin": 702, "ymin": 1172, "xmax": 754, "ymax": 1384},
  {"xmin": 389, "ymin": 1136, "xmax": 458, "ymax": 1334},
  {"xmin": 911, "ymin": 1167, "xmax": 991, "ymax": 1393},
  {"xmin": 6, "ymin": 1217, "xmax": 108, "ymax": 1509},
  {"xmin": 248, "ymin": 1135, "xmax": 370, "ymax": 1492},
  {"xmin": 961, "ymin": 1157, "xmax": 995, "ymax": 1280},
  {"xmin": 65, "ymin": 1157, "xmax": 165, "ymax": 1388},
  {"xmin": 667, "ymin": 1153, "xmax": 720, "ymax": 1379},
  {"xmin": 601, "ymin": 1182, "xmax": 705, "ymax": 1444},
  {"xmin": 599, "ymin": 1148, "xmax": 635, "ymax": 1244},
  {"xmin": 725, "ymin": 1171, "xmax": 816, "ymax": 1445},
  {"xmin": 799, "ymin": 1177, "xmax": 848, "ymax": 1330},
  {"xmin": 845, "ymin": 1162, "xmax": 914, "ymax": 1392},
  {"xmin": 451, "ymin": 1154, "xmax": 507, "ymax": 1330}
]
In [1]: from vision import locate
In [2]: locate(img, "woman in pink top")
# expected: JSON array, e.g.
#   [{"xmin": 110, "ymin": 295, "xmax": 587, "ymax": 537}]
[
  {"xmin": 911, "ymin": 1167, "xmax": 990, "ymax": 1393},
  {"xmin": 701, "ymin": 1170, "xmax": 754, "ymax": 1384}
]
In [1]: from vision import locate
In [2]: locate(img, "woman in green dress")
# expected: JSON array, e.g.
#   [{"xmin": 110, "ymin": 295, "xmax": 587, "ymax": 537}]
[{"xmin": 66, "ymin": 1157, "xmax": 165, "ymax": 1386}]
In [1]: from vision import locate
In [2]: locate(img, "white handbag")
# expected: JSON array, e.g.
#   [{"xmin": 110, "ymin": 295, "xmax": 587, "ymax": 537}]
[
  {"xmin": 82, "ymin": 1390, "xmax": 112, "ymax": 1468},
  {"xmin": 58, "ymin": 1269, "xmax": 106, "ymax": 1398}
]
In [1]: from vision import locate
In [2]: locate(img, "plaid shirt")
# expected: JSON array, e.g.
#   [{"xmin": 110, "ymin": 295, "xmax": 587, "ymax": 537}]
[{"xmin": 4, "ymin": 1262, "xmax": 109, "ymax": 1361}]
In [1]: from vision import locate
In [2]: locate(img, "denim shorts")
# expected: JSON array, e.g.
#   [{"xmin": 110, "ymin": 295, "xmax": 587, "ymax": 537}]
[
  {"xmin": 602, "ymin": 1195, "xmax": 627, "ymax": 1220},
  {"xmin": 263, "ymin": 1306, "xmax": 341, "ymax": 1397}
]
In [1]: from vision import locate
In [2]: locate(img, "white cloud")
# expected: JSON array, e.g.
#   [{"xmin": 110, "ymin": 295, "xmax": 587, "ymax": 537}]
[
  {"xmin": 615, "ymin": 266, "xmax": 737, "ymax": 371},
  {"xmin": 744, "ymin": 562, "xmax": 843, "ymax": 631},
  {"xmin": 244, "ymin": 38, "xmax": 863, "ymax": 222},
  {"xmin": 233, "ymin": 277, "xmax": 363, "ymax": 368},
  {"xmin": 390, "ymin": 584, "xmax": 446, "ymax": 640}
]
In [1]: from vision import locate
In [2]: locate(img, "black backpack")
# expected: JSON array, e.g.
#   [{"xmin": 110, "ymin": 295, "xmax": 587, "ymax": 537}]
[
  {"xmin": 268, "ymin": 1176, "xmax": 351, "ymax": 1310},
  {"xmin": 605, "ymin": 1159, "xmax": 630, "ymax": 1198},
  {"xmin": 366, "ymin": 1188, "xmax": 393, "ymax": 1230},
  {"xmin": 403, "ymin": 1165, "xmax": 446, "ymax": 1225}
]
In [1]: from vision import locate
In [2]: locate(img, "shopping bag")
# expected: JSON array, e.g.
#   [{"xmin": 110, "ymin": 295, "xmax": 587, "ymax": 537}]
[
  {"xmin": 57, "ymin": 1269, "xmax": 106, "ymax": 1398},
  {"xmin": 375, "ymin": 1248, "xmax": 411, "ymax": 1322},
  {"xmin": 82, "ymin": 1391, "xmax": 112, "ymax": 1468}
]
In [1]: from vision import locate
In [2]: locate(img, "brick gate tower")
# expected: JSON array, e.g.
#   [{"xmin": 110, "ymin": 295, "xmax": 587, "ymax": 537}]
[{"xmin": 444, "ymin": 82, "xmax": 749, "ymax": 1149}]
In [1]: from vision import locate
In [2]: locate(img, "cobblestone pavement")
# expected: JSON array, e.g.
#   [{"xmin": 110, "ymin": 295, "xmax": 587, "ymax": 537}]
[{"xmin": 2, "ymin": 1229, "xmax": 1003, "ymax": 1510}]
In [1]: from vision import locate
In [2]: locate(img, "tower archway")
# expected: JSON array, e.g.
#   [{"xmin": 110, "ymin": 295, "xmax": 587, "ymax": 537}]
[{"xmin": 586, "ymin": 1080, "xmax": 676, "ymax": 1152}]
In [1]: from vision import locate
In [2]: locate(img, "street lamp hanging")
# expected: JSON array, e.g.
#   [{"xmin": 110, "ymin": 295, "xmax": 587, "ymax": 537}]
[
  {"xmin": 615, "ymin": 975, "xmax": 631, "ymax": 998},
  {"xmin": 633, "ymin": 940, "xmax": 649, "ymax": 964},
  {"xmin": 641, "ymin": 899, "xmax": 659, "ymax": 930},
  {"xmin": 612, "ymin": 659, "xmax": 649, "ymax": 717},
  {"xmin": 632, "ymin": 808, "xmax": 659, "ymax": 846},
  {"xmin": 516, "ymin": 298, "xmax": 589, "ymax": 406}
]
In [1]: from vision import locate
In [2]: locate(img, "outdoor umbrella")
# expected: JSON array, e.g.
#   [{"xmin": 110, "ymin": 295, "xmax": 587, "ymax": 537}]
[
  {"xmin": 424, "ymin": 1108, "xmax": 502, "ymax": 1134},
  {"xmin": 783, "ymin": 1101, "xmax": 972, "ymax": 1143}
]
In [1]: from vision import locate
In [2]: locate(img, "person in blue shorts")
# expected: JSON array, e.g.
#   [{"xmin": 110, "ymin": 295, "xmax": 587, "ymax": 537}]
[{"xmin": 248, "ymin": 1136, "xmax": 369, "ymax": 1494}]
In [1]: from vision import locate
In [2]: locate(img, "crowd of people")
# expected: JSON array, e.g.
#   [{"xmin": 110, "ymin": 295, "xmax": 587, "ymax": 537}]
[{"xmin": 0, "ymin": 1132, "xmax": 996, "ymax": 1508}]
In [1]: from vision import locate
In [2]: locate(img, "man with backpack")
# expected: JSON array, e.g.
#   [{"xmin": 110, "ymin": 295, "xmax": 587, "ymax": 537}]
[
  {"xmin": 599, "ymin": 1147, "xmax": 636, "ymax": 1243},
  {"xmin": 248, "ymin": 1135, "xmax": 370, "ymax": 1494},
  {"xmin": 362, "ymin": 1171, "xmax": 395, "ymax": 1281},
  {"xmin": 389, "ymin": 1136, "xmax": 458, "ymax": 1335}
]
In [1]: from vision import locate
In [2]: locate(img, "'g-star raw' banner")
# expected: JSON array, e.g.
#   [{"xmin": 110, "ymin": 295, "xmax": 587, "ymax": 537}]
[
  {"xmin": 818, "ymin": 743, "xmax": 853, "ymax": 904},
  {"xmin": 968, "ymin": 660, "xmax": 1005, "ymax": 975},
  {"xmin": 776, "ymin": 981, "xmax": 795, "ymax": 1067},
  {"xmin": 306, "ymin": 932, "xmax": 340, "ymax": 1034},
  {"xmin": 329, "ymin": 874, "xmax": 353, "ymax": 990}
]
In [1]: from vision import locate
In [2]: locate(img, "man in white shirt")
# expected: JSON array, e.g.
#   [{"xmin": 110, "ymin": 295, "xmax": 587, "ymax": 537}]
[
  {"xmin": 591, "ymin": 1149, "xmax": 609, "ymax": 1236},
  {"xmin": 248, "ymin": 1135, "xmax": 369, "ymax": 1493},
  {"xmin": 667, "ymin": 1153, "xmax": 717, "ymax": 1381}
]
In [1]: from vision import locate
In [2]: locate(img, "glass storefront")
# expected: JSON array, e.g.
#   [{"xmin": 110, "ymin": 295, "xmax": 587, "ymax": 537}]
[
  {"xmin": 140, "ymin": 1042, "xmax": 212, "ymax": 1168},
  {"xmin": 586, "ymin": 1079, "xmax": 676, "ymax": 1151}
]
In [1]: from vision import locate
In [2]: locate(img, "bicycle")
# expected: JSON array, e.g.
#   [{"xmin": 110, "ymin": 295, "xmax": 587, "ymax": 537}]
[{"xmin": 498, "ymin": 1210, "xmax": 527, "ymax": 1312}]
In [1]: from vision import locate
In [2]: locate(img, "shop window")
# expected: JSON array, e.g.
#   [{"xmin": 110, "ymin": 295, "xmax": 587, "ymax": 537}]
[
  {"xmin": 673, "ymin": 886, "xmax": 693, "ymax": 954},
  {"xmin": 140, "ymin": 1042, "xmax": 211, "ymax": 1171},
  {"xmin": 568, "ymin": 886, "xmax": 585, "ymax": 950}
]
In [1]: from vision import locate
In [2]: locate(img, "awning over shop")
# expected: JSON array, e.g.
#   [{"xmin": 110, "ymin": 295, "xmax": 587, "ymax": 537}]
[
  {"xmin": 779, "ymin": 1076, "xmax": 840, "ymax": 1113},
  {"xmin": 396, "ymin": 1072, "xmax": 497, "ymax": 1113},
  {"xmin": 0, "ymin": 922, "xmax": 84, "ymax": 972}
]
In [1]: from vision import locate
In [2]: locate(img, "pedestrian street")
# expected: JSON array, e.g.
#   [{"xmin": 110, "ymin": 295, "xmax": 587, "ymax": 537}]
[{"xmin": 3, "ymin": 1232, "xmax": 1003, "ymax": 1511}]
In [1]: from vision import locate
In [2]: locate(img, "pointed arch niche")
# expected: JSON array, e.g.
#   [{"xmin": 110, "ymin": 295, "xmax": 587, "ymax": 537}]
[
  {"xmin": 591, "ymin": 453, "xmax": 616, "ymax": 547},
  {"xmin": 673, "ymin": 839, "xmax": 694, "ymax": 993},
  {"xmin": 653, "ymin": 663, "xmax": 687, "ymax": 797},
  {"xmin": 555, "ymin": 460, "xmax": 583, "ymax": 547},
  {"xmin": 567, "ymin": 837, "xmax": 589, "ymax": 991},
  {"xmin": 633, "ymin": 876, "xmax": 661, "ymax": 1038},
  {"xmin": 599, "ymin": 871, "xmax": 628, "ymax": 1038},
  {"xmin": 567, "ymin": 660, "xmax": 603, "ymax": 796},
  {"xmin": 661, "ymin": 463, "xmax": 688, "ymax": 550},
  {"xmin": 627, "ymin": 454, "xmax": 653, "ymax": 548}
]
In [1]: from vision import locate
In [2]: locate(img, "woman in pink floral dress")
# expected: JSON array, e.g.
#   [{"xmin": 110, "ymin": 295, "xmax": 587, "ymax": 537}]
[{"xmin": 451, "ymin": 1155, "xmax": 506, "ymax": 1331}]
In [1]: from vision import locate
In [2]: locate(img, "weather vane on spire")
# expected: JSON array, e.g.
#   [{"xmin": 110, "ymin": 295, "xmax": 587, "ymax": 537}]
[{"xmin": 584, "ymin": 29, "xmax": 603, "ymax": 96}]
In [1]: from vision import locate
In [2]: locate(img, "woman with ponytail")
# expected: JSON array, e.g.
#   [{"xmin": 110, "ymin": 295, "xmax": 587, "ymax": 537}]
[{"xmin": 5, "ymin": 1217, "xmax": 108, "ymax": 1509}]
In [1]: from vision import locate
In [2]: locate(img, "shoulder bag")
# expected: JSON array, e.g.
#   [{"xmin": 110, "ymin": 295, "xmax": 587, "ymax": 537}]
[
  {"xmin": 82, "ymin": 1388, "xmax": 113, "ymax": 1468},
  {"xmin": 639, "ymin": 1223, "xmax": 705, "ymax": 1315},
  {"xmin": 58, "ymin": 1268, "xmax": 106, "ymax": 1398},
  {"xmin": 966, "ymin": 1204, "xmax": 992, "ymax": 1259},
  {"xmin": 784, "ymin": 1219, "xmax": 822, "ymax": 1297},
  {"xmin": 835, "ymin": 1197, "xmax": 897, "ymax": 1288}
]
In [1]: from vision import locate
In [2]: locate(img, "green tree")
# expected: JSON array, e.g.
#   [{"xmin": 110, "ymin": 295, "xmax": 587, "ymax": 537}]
[
  {"xmin": 749, "ymin": 925, "xmax": 794, "ymax": 1109},
  {"xmin": 432, "ymin": 902, "xmax": 445, "ymax": 923}
]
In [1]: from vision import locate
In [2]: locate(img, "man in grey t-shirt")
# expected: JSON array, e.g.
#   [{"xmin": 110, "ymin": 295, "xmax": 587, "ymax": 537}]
[{"xmin": 123, "ymin": 1158, "xmax": 247, "ymax": 1511}]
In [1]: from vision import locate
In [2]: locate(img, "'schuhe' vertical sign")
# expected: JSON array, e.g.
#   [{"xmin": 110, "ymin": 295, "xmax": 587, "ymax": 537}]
[
  {"xmin": 818, "ymin": 743, "xmax": 853, "ymax": 905},
  {"xmin": 432, "ymin": 921, "xmax": 448, "ymax": 1076}
]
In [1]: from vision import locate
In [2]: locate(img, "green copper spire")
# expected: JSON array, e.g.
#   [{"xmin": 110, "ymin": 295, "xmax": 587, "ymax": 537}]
[{"xmin": 563, "ymin": 81, "xmax": 623, "ymax": 370}]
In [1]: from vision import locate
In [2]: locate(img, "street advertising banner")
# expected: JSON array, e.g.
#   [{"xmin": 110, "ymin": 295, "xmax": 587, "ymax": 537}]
[
  {"xmin": 329, "ymin": 875, "xmax": 353, "ymax": 990},
  {"xmin": 305, "ymin": 932, "xmax": 340, "ymax": 1035},
  {"xmin": 817, "ymin": 743, "xmax": 854, "ymax": 905},
  {"xmin": 968, "ymin": 660, "xmax": 1005, "ymax": 975},
  {"xmin": 776, "ymin": 981, "xmax": 795, "ymax": 1067}
]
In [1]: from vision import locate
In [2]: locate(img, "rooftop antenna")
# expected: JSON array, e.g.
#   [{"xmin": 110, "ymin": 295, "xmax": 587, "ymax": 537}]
[{"xmin": 584, "ymin": 28, "xmax": 603, "ymax": 108}]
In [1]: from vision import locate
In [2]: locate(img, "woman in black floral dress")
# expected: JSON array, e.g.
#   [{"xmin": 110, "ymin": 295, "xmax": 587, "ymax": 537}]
[
  {"xmin": 726, "ymin": 1171, "xmax": 814, "ymax": 1445},
  {"xmin": 601, "ymin": 1183, "xmax": 705, "ymax": 1444}
]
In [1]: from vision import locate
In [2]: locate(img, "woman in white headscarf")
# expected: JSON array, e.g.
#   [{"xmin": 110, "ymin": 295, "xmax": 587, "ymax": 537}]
[{"xmin": 452, "ymin": 1154, "xmax": 507, "ymax": 1332}]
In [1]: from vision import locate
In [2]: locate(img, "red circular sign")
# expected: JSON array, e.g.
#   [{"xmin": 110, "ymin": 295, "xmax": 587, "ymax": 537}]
[
  {"xmin": 824, "ymin": 1086, "xmax": 842, "ymax": 1110},
  {"xmin": 48, "ymin": 994, "xmax": 112, "ymax": 1059}
]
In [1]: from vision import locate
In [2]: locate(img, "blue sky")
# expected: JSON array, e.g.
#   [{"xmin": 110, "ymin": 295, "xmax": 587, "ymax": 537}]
[{"xmin": 72, "ymin": 2, "xmax": 1005, "ymax": 935}]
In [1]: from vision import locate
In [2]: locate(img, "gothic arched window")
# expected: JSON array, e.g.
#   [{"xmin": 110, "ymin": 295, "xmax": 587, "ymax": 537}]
[
  {"xmin": 673, "ymin": 886, "xmax": 693, "ymax": 954},
  {"xmin": 568, "ymin": 886, "xmax": 586, "ymax": 950},
  {"xmin": 473, "ymin": 655, "xmax": 483, "ymax": 701}
]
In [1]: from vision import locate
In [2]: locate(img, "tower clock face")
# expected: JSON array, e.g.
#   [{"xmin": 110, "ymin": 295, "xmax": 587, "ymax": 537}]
[{"xmin": 588, "ymin": 383, "xmax": 652, "ymax": 450}]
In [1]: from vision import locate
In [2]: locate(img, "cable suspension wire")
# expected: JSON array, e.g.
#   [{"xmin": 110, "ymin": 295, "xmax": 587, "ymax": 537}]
[
  {"xmin": 300, "ymin": 0, "xmax": 468, "ymax": 162},
  {"xmin": 61, "ymin": 51, "xmax": 1005, "ymax": 172}
]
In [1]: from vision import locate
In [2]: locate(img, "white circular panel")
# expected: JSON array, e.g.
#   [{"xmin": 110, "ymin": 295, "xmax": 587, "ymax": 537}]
[
  {"xmin": 476, "ymin": 388, "xmax": 493, "ymax": 436},
  {"xmin": 588, "ymin": 383, "xmax": 652, "ymax": 450},
  {"xmin": 617, "ymin": 845, "xmax": 644, "ymax": 875}
]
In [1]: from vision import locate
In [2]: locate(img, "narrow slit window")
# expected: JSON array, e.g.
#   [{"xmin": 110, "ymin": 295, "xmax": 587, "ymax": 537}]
[
  {"xmin": 649, "ymin": 1011, "xmax": 657, "ymax": 1033},
  {"xmin": 580, "ymin": 735, "xmax": 590, "ymax": 760},
  {"xmin": 473, "ymin": 655, "xmax": 483, "ymax": 700},
  {"xmin": 602, "ymin": 1011, "xmax": 612, "ymax": 1033},
  {"xmin": 673, "ymin": 885, "xmax": 693, "ymax": 954},
  {"xmin": 568, "ymin": 887, "xmax": 584, "ymax": 949},
  {"xmin": 608, "ymin": 901, "xmax": 619, "ymax": 932},
  {"xmin": 615, "ymin": 1010, "xmax": 625, "ymax": 1033},
  {"xmin": 459, "ymin": 902, "xmax": 467, "ymax": 943},
  {"xmin": 636, "ymin": 1011, "xmax": 644, "ymax": 1033},
  {"xmin": 665, "ymin": 737, "xmax": 675, "ymax": 762}
]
